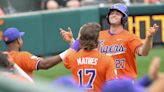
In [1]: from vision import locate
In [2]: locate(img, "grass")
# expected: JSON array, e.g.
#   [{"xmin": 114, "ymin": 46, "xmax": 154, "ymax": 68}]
[
  {"xmin": 34, "ymin": 62, "xmax": 70, "ymax": 81},
  {"xmin": 136, "ymin": 48, "xmax": 164, "ymax": 77},
  {"xmin": 34, "ymin": 48, "xmax": 164, "ymax": 82}
]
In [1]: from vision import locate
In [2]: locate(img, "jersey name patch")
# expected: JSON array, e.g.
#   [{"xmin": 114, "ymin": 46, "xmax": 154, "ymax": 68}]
[{"xmin": 77, "ymin": 57, "xmax": 98, "ymax": 65}]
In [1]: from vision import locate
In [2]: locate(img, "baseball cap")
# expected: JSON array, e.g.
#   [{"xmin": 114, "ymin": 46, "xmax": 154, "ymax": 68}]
[
  {"xmin": 3, "ymin": 27, "xmax": 25, "ymax": 42},
  {"xmin": 52, "ymin": 75, "xmax": 84, "ymax": 92},
  {"xmin": 52, "ymin": 75, "xmax": 78, "ymax": 88},
  {"xmin": 102, "ymin": 79, "xmax": 145, "ymax": 92}
]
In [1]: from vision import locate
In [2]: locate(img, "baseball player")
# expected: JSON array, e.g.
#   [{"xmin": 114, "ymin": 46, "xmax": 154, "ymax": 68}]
[
  {"xmin": 60, "ymin": 3, "xmax": 158, "ymax": 79},
  {"xmin": 61, "ymin": 23, "xmax": 117, "ymax": 92},
  {"xmin": 2, "ymin": 27, "xmax": 65, "ymax": 78},
  {"xmin": 98, "ymin": 3, "xmax": 158, "ymax": 79}
]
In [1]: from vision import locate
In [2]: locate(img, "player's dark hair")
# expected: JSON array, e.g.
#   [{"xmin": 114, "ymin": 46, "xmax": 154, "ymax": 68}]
[
  {"xmin": 5, "ymin": 38, "xmax": 18, "ymax": 45},
  {"xmin": 79, "ymin": 23, "xmax": 101, "ymax": 51},
  {"xmin": 0, "ymin": 52, "xmax": 10, "ymax": 69}
]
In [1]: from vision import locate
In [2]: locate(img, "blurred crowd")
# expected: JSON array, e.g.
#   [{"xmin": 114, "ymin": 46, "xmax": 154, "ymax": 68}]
[{"xmin": 0, "ymin": 0, "xmax": 164, "ymax": 16}]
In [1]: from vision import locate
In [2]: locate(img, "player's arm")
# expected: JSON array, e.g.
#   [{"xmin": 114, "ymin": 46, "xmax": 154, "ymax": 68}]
[
  {"xmin": 37, "ymin": 55, "xmax": 62, "ymax": 69},
  {"xmin": 37, "ymin": 50, "xmax": 68, "ymax": 70},
  {"xmin": 37, "ymin": 36, "xmax": 80, "ymax": 70},
  {"xmin": 38, "ymin": 47, "xmax": 77, "ymax": 70},
  {"xmin": 137, "ymin": 24, "xmax": 158, "ymax": 56},
  {"xmin": 37, "ymin": 27, "xmax": 81, "ymax": 70}
]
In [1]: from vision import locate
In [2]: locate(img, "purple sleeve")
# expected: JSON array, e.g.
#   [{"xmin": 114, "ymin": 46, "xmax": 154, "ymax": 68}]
[{"xmin": 70, "ymin": 39, "xmax": 80, "ymax": 51}]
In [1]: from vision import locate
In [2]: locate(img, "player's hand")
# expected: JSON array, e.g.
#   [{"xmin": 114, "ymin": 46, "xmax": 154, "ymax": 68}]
[
  {"xmin": 158, "ymin": 73, "xmax": 164, "ymax": 80},
  {"xmin": 148, "ymin": 56, "xmax": 161, "ymax": 81},
  {"xmin": 59, "ymin": 27, "xmax": 75, "ymax": 45},
  {"xmin": 147, "ymin": 24, "xmax": 159, "ymax": 38}
]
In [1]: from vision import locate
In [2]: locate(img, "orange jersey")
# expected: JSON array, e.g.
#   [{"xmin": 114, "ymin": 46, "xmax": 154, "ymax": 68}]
[
  {"xmin": 64, "ymin": 49, "xmax": 116, "ymax": 92},
  {"xmin": 9, "ymin": 51, "xmax": 39, "ymax": 78},
  {"xmin": 98, "ymin": 30, "xmax": 143, "ymax": 79}
]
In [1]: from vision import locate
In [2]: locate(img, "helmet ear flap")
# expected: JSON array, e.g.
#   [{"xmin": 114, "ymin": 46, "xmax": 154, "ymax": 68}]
[
  {"xmin": 106, "ymin": 12, "xmax": 110, "ymax": 24},
  {"xmin": 121, "ymin": 16, "xmax": 128, "ymax": 24}
]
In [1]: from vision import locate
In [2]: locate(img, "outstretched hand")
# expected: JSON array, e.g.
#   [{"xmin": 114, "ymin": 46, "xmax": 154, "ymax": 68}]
[
  {"xmin": 59, "ymin": 27, "xmax": 75, "ymax": 45},
  {"xmin": 147, "ymin": 24, "xmax": 159, "ymax": 38}
]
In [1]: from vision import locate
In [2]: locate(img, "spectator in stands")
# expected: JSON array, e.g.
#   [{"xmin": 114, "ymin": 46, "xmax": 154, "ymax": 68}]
[
  {"xmin": 3, "ymin": 0, "xmax": 16, "ymax": 14},
  {"xmin": 80, "ymin": 0, "xmax": 98, "ymax": 6},
  {"xmin": 46, "ymin": 0, "xmax": 59, "ymax": 10},
  {"xmin": 41, "ymin": 0, "xmax": 59, "ymax": 10},
  {"xmin": 0, "ymin": 5, "xmax": 5, "ymax": 16},
  {"xmin": 41, "ymin": 0, "xmax": 81, "ymax": 9},
  {"xmin": 144, "ymin": 0, "xmax": 160, "ymax": 4},
  {"xmin": 106, "ymin": 0, "xmax": 131, "ymax": 5},
  {"xmin": 80, "ymin": 0, "xmax": 131, "ymax": 6},
  {"xmin": 66, "ymin": 0, "xmax": 80, "ymax": 8}
]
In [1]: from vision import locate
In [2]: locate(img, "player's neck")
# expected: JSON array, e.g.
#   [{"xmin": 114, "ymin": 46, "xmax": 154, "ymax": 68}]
[
  {"xmin": 82, "ymin": 48, "xmax": 98, "ymax": 51},
  {"xmin": 109, "ymin": 25, "xmax": 124, "ymax": 35},
  {"xmin": 7, "ymin": 45, "xmax": 20, "ymax": 52}
]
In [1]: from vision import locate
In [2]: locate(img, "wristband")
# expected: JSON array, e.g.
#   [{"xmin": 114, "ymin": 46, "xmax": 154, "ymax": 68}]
[
  {"xmin": 70, "ymin": 39, "xmax": 80, "ymax": 51},
  {"xmin": 59, "ymin": 50, "xmax": 68, "ymax": 60}
]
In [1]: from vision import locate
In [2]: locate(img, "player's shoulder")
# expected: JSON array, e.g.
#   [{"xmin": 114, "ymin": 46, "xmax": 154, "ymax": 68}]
[
  {"xmin": 66, "ymin": 50, "xmax": 77, "ymax": 60},
  {"xmin": 123, "ymin": 30, "xmax": 137, "ymax": 37},
  {"xmin": 122, "ymin": 30, "xmax": 139, "ymax": 41},
  {"xmin": 18, "ymin": 51, "xmax": 33, "ymax": 57}
]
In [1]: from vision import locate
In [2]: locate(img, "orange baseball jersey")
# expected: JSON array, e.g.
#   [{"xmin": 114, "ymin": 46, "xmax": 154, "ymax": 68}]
[
  {"xmin": 9, "ymin": 51, "xmax": 40, "ymax": 78},
  {"xmin": 64, "ymin": 49, "xmax": 116, "ymax": 92},
  {"xmin": 98, "ymin": 29, "xmax": 143, "ymax": 79}
]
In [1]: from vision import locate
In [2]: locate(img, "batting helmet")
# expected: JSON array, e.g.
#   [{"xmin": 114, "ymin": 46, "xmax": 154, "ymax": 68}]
[{"xmin": 107, "ymin": 3, "xmax": 128, "ymax": 25}]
